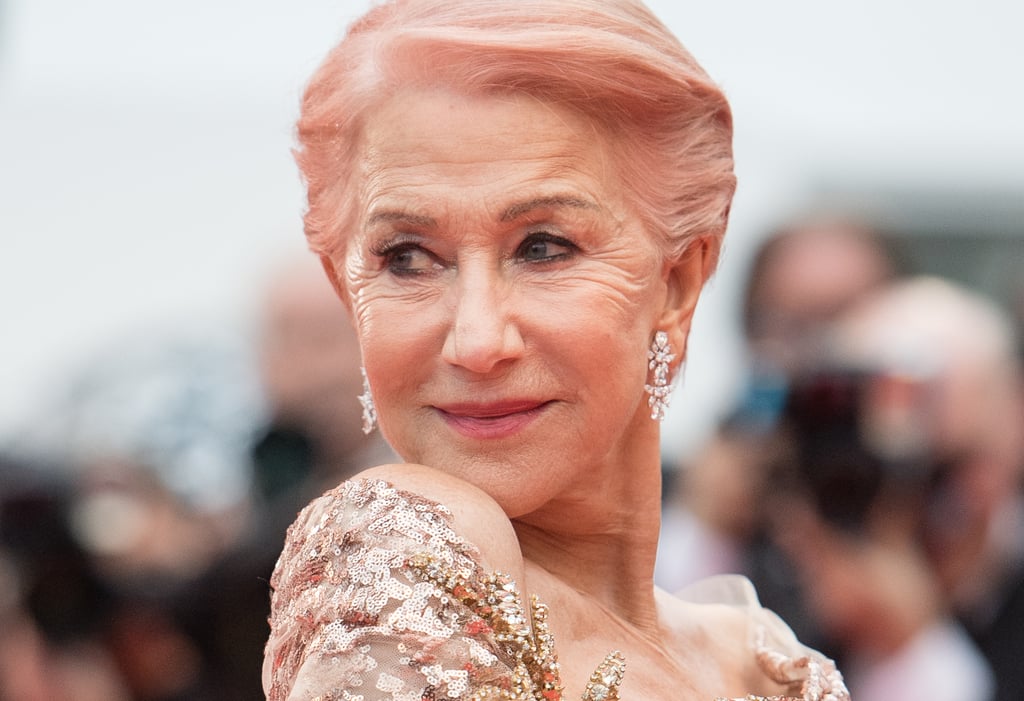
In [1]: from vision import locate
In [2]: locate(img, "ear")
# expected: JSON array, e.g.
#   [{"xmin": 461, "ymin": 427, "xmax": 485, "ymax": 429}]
[
  {"xmin": 657, "ymin": 237, "xmax": 715, "ymax": 365},
  {"xmin": 320, "ymin": 255, "xmax": 352, "ymax": 314}
]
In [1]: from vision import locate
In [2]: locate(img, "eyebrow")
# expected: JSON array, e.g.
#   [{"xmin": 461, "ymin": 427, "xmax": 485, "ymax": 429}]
[
  {"xmin": 365, "ymin": 195, "xmax": 598, "ymax": 228},
  {"xmin": 500, "ymin": 195, "xmax": 598, "ymax": 222},
  {"xmin": 365, "ymin": 210, "xmax": 437, "ymax": 228}
]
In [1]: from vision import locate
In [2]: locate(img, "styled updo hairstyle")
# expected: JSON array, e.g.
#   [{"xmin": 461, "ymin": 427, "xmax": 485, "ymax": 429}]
[{"xmin": 297, "ymin": 0, "xmax": 735, "ymax": 274}]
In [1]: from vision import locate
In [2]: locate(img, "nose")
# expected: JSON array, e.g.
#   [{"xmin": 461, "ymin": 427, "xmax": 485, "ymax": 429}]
[{"xmin": 441, "ymin": 265, "xmax": 524, "ymax": 374}]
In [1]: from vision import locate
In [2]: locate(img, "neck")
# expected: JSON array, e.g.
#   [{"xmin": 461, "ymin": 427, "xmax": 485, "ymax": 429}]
[{"xmin": 512, "ymin": 425, "xmax": 664, "ymax": 631}]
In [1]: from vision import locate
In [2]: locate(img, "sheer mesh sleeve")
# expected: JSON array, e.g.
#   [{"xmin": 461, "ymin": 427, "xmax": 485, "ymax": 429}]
[
  {"xmin": 263, "ymin": 479, "xmax": 518, "ymax": 701},
  {"xmin": 682, "ymin": 576, "xmax": 850, "ymax": 701}
]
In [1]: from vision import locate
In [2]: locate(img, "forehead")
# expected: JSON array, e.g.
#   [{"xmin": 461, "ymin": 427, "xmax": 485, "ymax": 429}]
[{"xmin": 353, "ymin": 88, "xmax": 623, "ymax": 216}]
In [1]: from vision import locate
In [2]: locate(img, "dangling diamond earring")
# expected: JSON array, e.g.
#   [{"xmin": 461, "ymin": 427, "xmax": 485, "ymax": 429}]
[
  {"xmin": 358, "ymin": 366, "xmax": 377, "ymax": 435},
  {"xmin": 644, "ymin": 331, "xmax": 675, "ymax": 421}
]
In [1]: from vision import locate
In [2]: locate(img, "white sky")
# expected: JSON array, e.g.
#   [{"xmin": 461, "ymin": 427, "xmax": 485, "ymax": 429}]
[{"xmin": 2, "ymin": 0, "xmax": 1023, "ymax": 456}]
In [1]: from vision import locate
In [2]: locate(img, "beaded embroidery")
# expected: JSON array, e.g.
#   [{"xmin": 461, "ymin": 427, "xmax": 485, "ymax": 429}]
[
  {"xmin": 264, "ymin": 479, "xmax": 848, "ymax": 701},
  {"xmin": 409, "ymin": 553, "xmax": 626, "ymax": 701}
]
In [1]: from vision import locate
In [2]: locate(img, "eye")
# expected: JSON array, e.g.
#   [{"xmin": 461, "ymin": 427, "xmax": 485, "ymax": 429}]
[
  {"xmin": 515, "ymin": 232, "xmax": 577, "ymax": 263},
  {"xmin": 372, "ymin": 241, "xmax": 442, "ymax": 276}
]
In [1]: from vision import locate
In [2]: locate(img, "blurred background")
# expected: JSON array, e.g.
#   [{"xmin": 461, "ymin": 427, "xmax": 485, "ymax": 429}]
[{"xmin": 1, "ymin": 1, "xmax": 1022, "ymax": 700}]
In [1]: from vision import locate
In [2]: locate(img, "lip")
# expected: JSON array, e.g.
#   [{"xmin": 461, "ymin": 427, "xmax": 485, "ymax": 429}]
[{"xmin": 434, "ymin": 400, "xmax": 551, "ymax": 440}]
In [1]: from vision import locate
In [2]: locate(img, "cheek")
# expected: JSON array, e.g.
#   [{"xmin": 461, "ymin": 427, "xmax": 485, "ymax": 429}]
[
  {"xmin": 546, "ymin": 264, "xmax": 661, "ymax": 341},
  {"xmin": 355, "ymin": 299, "xmax": 440, "ymax": 369},
  {"xmin": 346, "ymin": 262, "xmax": 444, "ymax": 356},
  {"xmin": 524, "ymin": 280, "xmax": 657, "ymax": 395},
  {"xmin": 351, "ymin": 294, "xmax": 448, "ymax": 409}
]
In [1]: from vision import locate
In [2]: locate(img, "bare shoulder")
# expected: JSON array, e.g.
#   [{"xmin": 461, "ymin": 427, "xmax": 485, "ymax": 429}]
[
  {"xmin": 656, "ymin": 583, "xmax": 750, "ymax": 659},
  {"xmin": 656, "ymin": 578, "xmax": 849, "ymax": 699},
  {"xmin": 655, "ymin": 581, "xmax": 784, "ymax": 696},
  {"xmin": 347, "ymin": 463, "xmax": 525, "ymax": 575}
]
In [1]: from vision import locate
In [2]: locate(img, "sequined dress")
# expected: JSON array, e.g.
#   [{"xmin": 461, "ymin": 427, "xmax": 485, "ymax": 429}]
[{"xmin": 263, "ymin": 479, "xmax": 850, "ymax": 701}]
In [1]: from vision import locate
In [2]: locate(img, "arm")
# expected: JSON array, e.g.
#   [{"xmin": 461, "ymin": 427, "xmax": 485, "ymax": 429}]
[{"xmin": 263, "ymin": 470, "xmax": 542, "ymax": 701}]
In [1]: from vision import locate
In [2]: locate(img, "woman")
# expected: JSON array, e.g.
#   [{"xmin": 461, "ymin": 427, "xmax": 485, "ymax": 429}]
[{"xmin": 263, "ymin": 1, "xmax": 850, "ymax": 699}]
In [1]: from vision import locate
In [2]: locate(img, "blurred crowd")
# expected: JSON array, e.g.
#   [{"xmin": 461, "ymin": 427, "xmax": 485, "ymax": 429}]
[
  {"xmin": 657, "ymin": 218, "xmax": 1024, "ymax": 701},
  {"xmin": 2, "ymin": 219, "xmax": 1023, "ymax": 701},
  {"xmin": 0, "ymin": 256, "xmax": 393, "ymax": 701}
]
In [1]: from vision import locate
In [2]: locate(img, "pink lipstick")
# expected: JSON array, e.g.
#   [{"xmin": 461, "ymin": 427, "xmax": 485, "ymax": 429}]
[{"xmin": 434, "ymin": 400, "xmax": 550, "ymax": 440}]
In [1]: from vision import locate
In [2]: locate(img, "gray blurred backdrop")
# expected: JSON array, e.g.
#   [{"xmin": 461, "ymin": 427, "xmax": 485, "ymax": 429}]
[{"xmin": 3, "ymin": 0, "xmax": 1023, "ymax": 461}]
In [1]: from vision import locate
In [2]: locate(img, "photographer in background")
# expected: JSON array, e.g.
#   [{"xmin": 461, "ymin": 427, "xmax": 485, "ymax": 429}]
[
  {"xmin": 656, "ymin": 217, "xmax": 900, "ymax": 646},
  {"xmin": 772, "ymin": 276, "xmax": 1024, "ymax": 701}
]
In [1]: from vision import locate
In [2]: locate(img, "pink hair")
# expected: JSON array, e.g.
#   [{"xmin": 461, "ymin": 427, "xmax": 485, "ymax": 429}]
[{"xmin": 296, "ymin": 0, "xmax": 735, "ymax": 273}]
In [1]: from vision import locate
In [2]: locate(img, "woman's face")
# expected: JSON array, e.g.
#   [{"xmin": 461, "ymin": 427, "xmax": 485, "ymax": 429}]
[{"xmin": 336, "ymin": 88, "xmax": 681, "ymax": 516}]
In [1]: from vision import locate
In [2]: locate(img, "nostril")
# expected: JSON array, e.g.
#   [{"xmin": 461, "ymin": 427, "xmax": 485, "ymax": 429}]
[{"xmin": 442, "ymin": 304, "xmax": 524, "ymax": 373}]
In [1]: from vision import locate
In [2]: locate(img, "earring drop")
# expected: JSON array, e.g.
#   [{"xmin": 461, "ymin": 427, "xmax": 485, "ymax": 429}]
[
  {"xmin": 358, "ymin": 366, "xmax": 377, "ymax": 435},
  {"xmin": 644, "ymin": 331, "xmax": 675, "ymax": 421}
]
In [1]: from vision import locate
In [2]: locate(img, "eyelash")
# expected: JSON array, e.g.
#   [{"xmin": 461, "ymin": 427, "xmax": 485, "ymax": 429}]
[
  {"xmin": 368, "ymin": 231, "xmax": 579, "ymax": 276},
  {"xmin": 370, "ymin": 238, "xmax": 440, "ymax": 277},
  {"xmin": 514, "ymin": 231, "xmax": 578, "ymax": 263}
]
